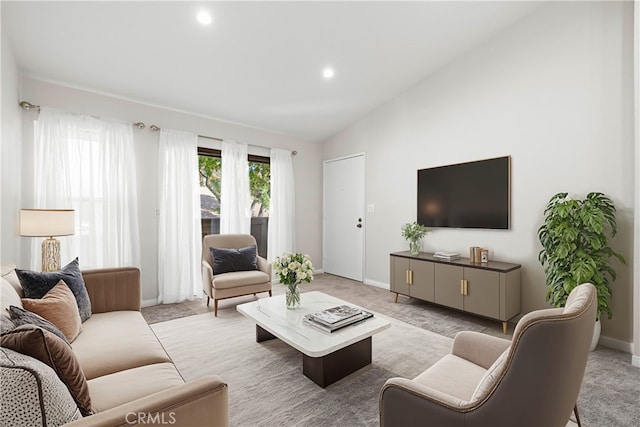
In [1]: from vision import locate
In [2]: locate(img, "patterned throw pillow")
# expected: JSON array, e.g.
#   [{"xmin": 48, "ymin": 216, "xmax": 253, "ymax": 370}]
[
  {"xmin": 22, "ymin": 280, "xmax": 83, "ymax": 342},
  {"xmin": 0, "ymin": 347, "xmax": 83, "ymax": 425},
  {"xmin": 16, "ymin": 258, "xmax": 92, "ymax": 321},
  {"xmin": 211, "ymin": 245, "xmax": 258, "ymax": 275},
  {"xmin": 1, "ymin": 325, "xmax": 93, "ymax": 416}
]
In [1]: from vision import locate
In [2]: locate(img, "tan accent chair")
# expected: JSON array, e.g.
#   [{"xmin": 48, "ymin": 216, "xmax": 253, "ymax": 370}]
[
  {"xmin": 380, "ymin": 283, "xmax": 597, "ymax": 427},
  {"xmin": 202, "ymin": 234, "xmax": 272, "ymax": 316}
]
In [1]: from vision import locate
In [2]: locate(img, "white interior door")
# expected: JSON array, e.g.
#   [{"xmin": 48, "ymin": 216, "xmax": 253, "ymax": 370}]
[{"xmin": 323, "ymin": 154, "xmax": 365, "ymax": 281}]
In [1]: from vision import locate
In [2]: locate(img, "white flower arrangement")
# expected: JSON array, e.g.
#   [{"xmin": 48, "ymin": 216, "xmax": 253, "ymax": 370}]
[{"xmin": 273, "ymin": 253, "xmax": 314, "ymax": 286}]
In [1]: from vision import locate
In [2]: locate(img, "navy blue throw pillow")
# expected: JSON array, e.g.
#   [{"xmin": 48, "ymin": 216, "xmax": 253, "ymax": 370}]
[
  {"xmin": 16, "ymin": 258, "xmax": 92, "ymax": 322},
  {"xmin": 210, "ymin": 245, "xmax": 258, "ymax": 275}
]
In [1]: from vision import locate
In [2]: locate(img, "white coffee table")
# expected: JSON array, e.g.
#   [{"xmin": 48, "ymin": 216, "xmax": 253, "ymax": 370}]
[{"xmin": 237, "ymin": 291, "xmax": 391, "ymax": 387}]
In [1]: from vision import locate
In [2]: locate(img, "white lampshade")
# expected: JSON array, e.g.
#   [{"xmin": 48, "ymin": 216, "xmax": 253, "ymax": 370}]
[{"xmin": 20, "ymin": 209, "xmax": 75, "ymax": 237}]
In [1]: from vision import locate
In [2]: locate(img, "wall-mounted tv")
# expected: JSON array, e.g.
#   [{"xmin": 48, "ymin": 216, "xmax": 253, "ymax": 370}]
[{"xmin": 417, "ymin": 156, "xmax": 511, "ymax": 229}]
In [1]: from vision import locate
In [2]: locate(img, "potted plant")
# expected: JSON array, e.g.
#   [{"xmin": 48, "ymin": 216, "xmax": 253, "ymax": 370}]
[
  {"xmin": 401, "ymin": 222, "xmax": 431, "ymax": 256},
  {"xmin": 537, "ymin": 192, "xmax": 626, "ymax": 348}
]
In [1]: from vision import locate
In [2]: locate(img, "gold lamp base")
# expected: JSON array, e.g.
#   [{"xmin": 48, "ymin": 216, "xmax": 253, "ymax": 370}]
[{"xmin": 42, "ymin": 237, "xmax": 61, "ymax": 272}]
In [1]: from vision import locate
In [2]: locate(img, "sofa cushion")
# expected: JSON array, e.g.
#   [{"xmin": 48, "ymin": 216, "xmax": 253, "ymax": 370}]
[
  {"xmin": 1, "ymin": 276, "xmax": 23, "ymax": 314},
  {"xmin": 470, "ymin": 346, "xmax": 510, "ymax": 402},
  {"xmin": 16, "ymin": 258, "xmax": 92, "ymax": 322},
  {"xmin": 8, "ymin": 305, "xmax": 71, "ymax": 345},
  {"xmin": 212, "ymin": 270, "xmax": 270, "ymax": 290},
  {"xmin": 413, "ymin": 354, "xmax": 487, "ymax": 403},
  {"xmin": 88, "ymin": 362, "xmax": 185, "ymax": 412},
  {"xmin": 22, "ymin": 280, "xmax": 83, "ymax": 342},
  {"xmin": 72, "ymin": 311, "xmax": 172, "ymax": 380},
  {"xmin": 211, "ymin": 245, "xmax": 257, "ymax": 275},
  {"xmin": 0, "ymin": 325, "xmax": 93, "ymax": 416},
  {"xmin": 1, "ymin": 267, "xmax": 23, "ymax": 296},
  {"xmin": 0, "ymin": 347, "xmax": 82, "ymax": 425}
]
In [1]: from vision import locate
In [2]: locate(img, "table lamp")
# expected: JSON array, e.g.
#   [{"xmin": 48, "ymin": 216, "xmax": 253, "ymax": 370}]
[{"xmin": 20, "ymin": 209, "xmax": 75, "ymax": 272}]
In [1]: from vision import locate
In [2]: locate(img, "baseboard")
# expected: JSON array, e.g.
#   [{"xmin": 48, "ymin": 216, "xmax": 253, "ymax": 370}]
[
  {"xmin": 364, "ymin": 278, "xmax": 390, "ymax": 290},
  {"xmin": 632, "ymin": 354, "xmax": 640, "ymax": 368},
  {"xmin": 314, "ymin": 268, "xmax": 324, "ymax": 275},
  {"xmin": 141, "ymin": 298, "xmax": 158, "ymax": 308},
  {"xmin": 598, "ymin": 335, "xmax": 633, "ymax": 353}
]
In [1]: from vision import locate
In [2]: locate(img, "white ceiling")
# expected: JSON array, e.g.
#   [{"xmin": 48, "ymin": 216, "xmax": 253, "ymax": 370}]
[{"xmin": 2, "ymin": 1, "xmax": 541, "ymax": 142}]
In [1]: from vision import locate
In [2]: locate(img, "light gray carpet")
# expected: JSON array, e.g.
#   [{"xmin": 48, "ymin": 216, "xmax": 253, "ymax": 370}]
[
  {"xmin": 144, "ymin": 273, "xmax": 640, "ymax": 427},
  {"xmin": 151, "ymin": 309, "xmax": 452, "ymax": 427}
]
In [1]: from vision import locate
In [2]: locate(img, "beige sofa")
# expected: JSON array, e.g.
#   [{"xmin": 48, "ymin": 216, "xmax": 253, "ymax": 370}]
[{"xmin": 1, "ymin": 265, "xmax": 228, "ymax": 426}]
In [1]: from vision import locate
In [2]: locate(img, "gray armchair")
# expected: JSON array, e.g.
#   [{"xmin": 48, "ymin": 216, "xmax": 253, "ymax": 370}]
[
  {"xmin": 380, "ymin": 283, "xmax": 597, "ymax": 427},
  {"xmin": 202, "ymin": 234, "xmax": 272, "ymax": 316}
]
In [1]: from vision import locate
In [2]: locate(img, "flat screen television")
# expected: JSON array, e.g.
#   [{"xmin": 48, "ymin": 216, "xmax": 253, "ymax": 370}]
[{"xmin": 417, "ymin": 156, "xmax": 510, "ymax": 229}]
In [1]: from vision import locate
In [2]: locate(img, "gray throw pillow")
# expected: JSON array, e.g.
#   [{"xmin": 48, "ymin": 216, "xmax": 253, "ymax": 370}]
[
  {"xmin": 16, "ymin": 258, "xmax": 92, "ymax": 322},
  {"xmin": 8, "ymin": 306, "xmax": 71, "ymax": 346},
  {"xmin": 211, "ymin": 245, "xmax": 258, "ymax": 275},
  {"xmin": 1, "ymin": 315, "xmax": 16, "ymax": 334}
]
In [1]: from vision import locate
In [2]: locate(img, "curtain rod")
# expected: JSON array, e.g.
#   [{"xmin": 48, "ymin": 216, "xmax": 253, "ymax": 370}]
[
  {"xmin": 149, "ymin": 124, "xmax": 297, "ymax": 155},
  {"xmin": 19, "ymin": 101, "xmax": 146, "ymax": 129}
]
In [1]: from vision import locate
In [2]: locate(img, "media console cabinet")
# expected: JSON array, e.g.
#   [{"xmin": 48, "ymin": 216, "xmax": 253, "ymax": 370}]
[{"xmin": 390, "ymin": 251, "xmax": 521, "ymax": 334}]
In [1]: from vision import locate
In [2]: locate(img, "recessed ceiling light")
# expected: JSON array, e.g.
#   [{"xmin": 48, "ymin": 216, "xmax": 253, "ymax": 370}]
[
  {"xmin": 323, "ymin": 67, "xmax": 335, "ymax": 79},
  {"xmin": 197, "ymin": 11, "xmax": 212, "ymax": 25}
]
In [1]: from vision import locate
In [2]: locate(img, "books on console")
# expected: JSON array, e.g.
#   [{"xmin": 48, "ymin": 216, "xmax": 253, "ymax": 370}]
[
  {"xmin": 304, "ymin": 305, "xmax": 373, "ymax": 333},
  {"xmin": 433, "ymin": 251, "xmax": 461, "ymax": 261}
]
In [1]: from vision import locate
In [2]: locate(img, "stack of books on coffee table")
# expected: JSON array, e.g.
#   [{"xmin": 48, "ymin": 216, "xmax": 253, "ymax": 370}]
[{"xmin": 303, "ymin": 305, "xmax": 373, "ymax": 333}]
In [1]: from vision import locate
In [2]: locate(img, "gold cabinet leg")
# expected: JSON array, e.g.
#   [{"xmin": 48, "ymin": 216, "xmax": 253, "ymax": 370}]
[
  {"xmin": 394, "ymin": 292, "xmax": 399, "ymax": 303},
  {"xmin": 502, "ymin": 321, "xmax": 508, "ymax": 334}
]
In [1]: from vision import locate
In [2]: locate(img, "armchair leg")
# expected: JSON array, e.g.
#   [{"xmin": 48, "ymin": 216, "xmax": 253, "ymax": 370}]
[
  {"xmin": 573, "ymin": 404, "xmax": 582, "ymax": 427},
  {"xmin": 206, "ymin": 296, "xmax": 210, "ymax": 307},
  {"xmin": 269, "ymin": 290, "xmax": 272, "ymax": 297},
  {"xmin": 214, "ymin": 299, "xmax": 218, "ymax": 317}
]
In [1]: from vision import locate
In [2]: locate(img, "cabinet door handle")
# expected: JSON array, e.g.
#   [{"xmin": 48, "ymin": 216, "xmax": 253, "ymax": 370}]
[
  {"xmin": 463, "ymin": 280, "xmax": 468, "ymax": 296},
  {"xmin": 409, "ymin": 270, "xmax": 413, "ymax": 285},
  {"xmin": 406, "ymin": 270, "xmax": 410, "ymax": 285},
  {"xmin": 460, "ymin": 280, "xmax": 464, "ymax": 295}
]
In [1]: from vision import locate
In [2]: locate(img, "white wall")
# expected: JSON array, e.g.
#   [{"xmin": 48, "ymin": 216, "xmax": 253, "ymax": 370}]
[
  {"xmin": 17, "ymin": 77, "xmax": 323, "ymax": 304},
  {"xmin": 324, "ymin": 1, "xmax": 635, "ymax": 344},
  {"xmin": 1, "ymin": 20, "xmax": 23, "ymax": 266},
  {"xmin": 633, "ymin": 0, "xmax": 639, "ymax": 367}
]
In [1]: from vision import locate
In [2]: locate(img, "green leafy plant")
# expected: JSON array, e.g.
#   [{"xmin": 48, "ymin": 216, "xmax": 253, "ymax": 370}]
[
  {"xmin": 401, "ymin": 222, "xmax": 431, "ymax": 255},
  {"xmin": 401, "ymin": 222, "xmax": 431, "ymax": 240},
  {"xmin": 538, "ymin": 192, "xmax": 626, "ymax": 320}
]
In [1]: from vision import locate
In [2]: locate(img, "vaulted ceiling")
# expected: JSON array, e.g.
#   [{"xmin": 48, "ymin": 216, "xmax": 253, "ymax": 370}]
[{"xmin": 2, "ymin": 1, "xmax": 541, "ymax": 142}]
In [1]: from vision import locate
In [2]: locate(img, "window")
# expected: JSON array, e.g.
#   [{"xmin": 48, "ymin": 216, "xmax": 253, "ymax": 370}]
[{"xmin": 198, "ymin": 147, "xmax": 270, "ymax": 257}]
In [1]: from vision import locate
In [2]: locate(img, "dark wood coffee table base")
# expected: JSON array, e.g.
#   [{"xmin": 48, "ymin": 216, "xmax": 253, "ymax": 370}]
[{"xmin": 255, "ymin": 325, "xmax": 372, "ymax": 388}]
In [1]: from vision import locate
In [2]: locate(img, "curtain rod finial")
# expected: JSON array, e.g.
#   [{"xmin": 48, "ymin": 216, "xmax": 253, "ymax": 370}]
[
  {"xmin": 133, "ymin": 122, "xmax": 145, "ymax": 129},
  {"xmin": 19, "ymin": 101, "xmax": 40, "ymax": 111}
]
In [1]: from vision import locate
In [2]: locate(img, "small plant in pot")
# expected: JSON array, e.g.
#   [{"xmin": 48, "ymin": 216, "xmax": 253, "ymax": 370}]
[
  {"xmin": 538, "ymin": 192, "xmax": 626, "ymax": 349},
  {"xmin": 401, "ymin": 221, "xmax": 431, "ymax": 256}
]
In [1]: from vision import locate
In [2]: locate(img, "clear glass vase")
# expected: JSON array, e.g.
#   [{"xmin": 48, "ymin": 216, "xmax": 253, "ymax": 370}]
[
  {"xmin": 285, "ymin": 283, "xmax": 301, "ymax": 309},
  {"xmin": 409, "ymin": 238, "xmax": 421, "ymax": 256}
]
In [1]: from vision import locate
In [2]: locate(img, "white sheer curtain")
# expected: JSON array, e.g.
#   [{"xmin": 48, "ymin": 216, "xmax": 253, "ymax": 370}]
[
  {"xmin": 31, "ymin": 108, "xmax": 140, "ymax": 269},
  {"xmin": 220, "ymin": 140, "xmax": 251, "ymax": 234},
  {"xmin": 267, "ymin": 149, "xmax": 295, "ymax": 262},
  {"xmin": 157, "ymin": 129, "xmax": 201, "ymax": 303}
]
